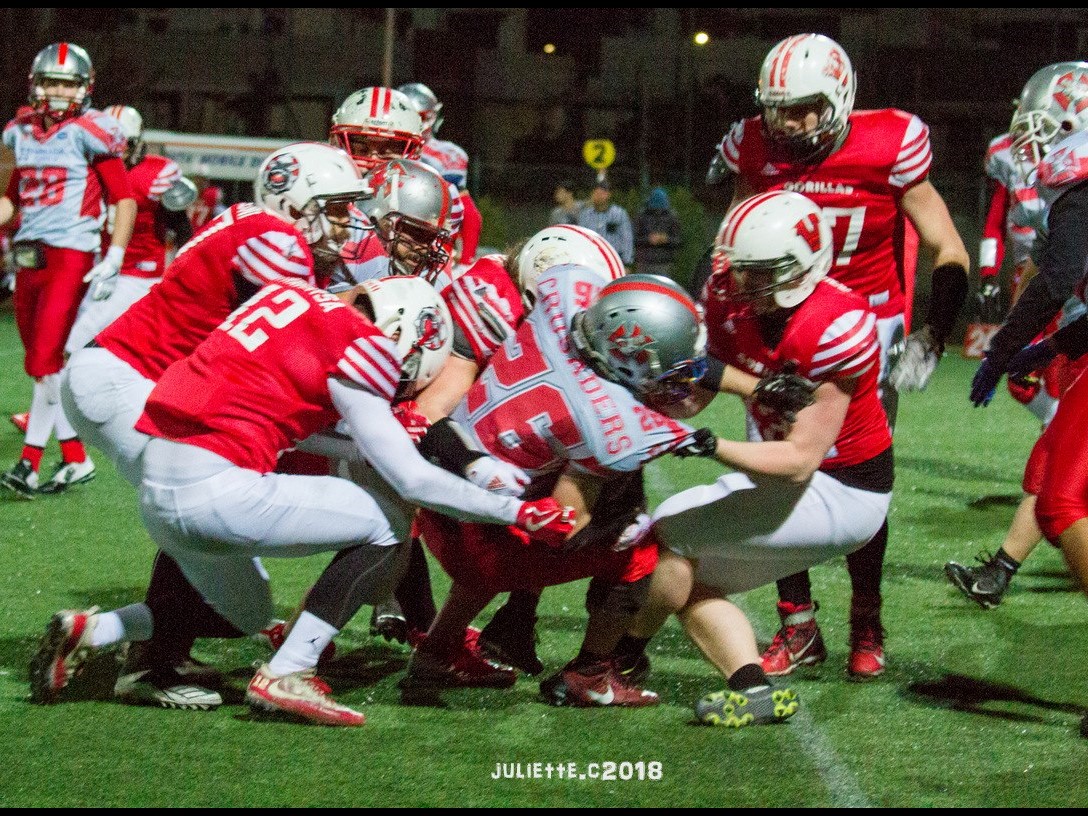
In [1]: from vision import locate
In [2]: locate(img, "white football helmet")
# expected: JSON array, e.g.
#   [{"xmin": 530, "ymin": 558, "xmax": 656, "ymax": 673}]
[
  {"xmin": 103, "ymin": 104, "xmax": 145, "ymax": 166},
  {"xmin": 397, "ymin": 82, "xmax": 444, "ymax": 139},
  {"xmin": 516, "ymin": 225, "xmax": 626, "ymax": 310},
  {"xmin": 28, "ymin": 42, "xmax": 94, "ymax": 119},
  {"xmin": 254, "ymin": 142, "xmax": 370, "ymax": 261},
  {"xmin": 329, "ymin": 87, "xmax": 424, "ymax": 173},
  {"xmin": 571, "ymin": 273, "xmax": 708, "ymax": 406},
  {"xmin": 756, "ymin": 34, "xmax": 856, "ymax": 163},
  {"xmin": 356, "ymin": 275, "xmax": 453, "ymax": 398},
  {"xmin": 365, "ymin": 159, "xmax": 456, "ymax": 282},
  {"xmin": 711, "ymin": 191, "xmax": 832, "ymax": 309},
  {"xmin": 1010, "ymin": 62, "xmax": 1088, "ymax": 169}
]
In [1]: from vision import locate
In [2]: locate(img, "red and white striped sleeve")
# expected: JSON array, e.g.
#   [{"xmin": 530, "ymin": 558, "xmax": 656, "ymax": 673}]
[
  {"xmin": 720, "ymin": 119, "xmax": 745, "ymax": 174},
  {"xmin": 335, "ymin": 333, "xmax": 402, "ymax": 401},
  {"xmin": 444, "ymin": 272, "xmax": 520, "ymax": 366},
  {"xmin": 234, "ymin": 230, "xmax": 313, "ymax": 286},
  {"xmin": 809, "ymin": 309, "xmax": 880, "ymax": 380},
  {"xmin": 889, "ymin": 114, "xmax": 932, "ymax": 190},
  {"xmin": 147, "ymin": 159, "xmax": 182, "ymax": 201}
]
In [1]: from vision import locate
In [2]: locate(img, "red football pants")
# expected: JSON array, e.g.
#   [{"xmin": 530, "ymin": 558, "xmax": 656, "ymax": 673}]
[
  {"xmin": 15, "ymin": 246, "xmax": 93, "ymax": 377},
  {"xmin": 1035, "ymin": 363, "xmax": 1088, "ymax": 543}
]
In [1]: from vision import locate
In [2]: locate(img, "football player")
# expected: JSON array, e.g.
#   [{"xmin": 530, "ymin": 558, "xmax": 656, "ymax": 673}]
[
  {"xmin": 616, "ymin": 191, "xmax": 891, "ymax": 725},
  {"xmin": 0, "ymin": 43, "xmax": 136, "ymax": 496},
  {"xmin": 707, "ymin": 33, "xmax": 970, "ymax": 678},
  {"xmin": 398, "ymin": 81, "xmax": 482, "ymax": 266},
  {"xmin": 40, "ymin": 142, "xmax": 370, "ymax": 711}
]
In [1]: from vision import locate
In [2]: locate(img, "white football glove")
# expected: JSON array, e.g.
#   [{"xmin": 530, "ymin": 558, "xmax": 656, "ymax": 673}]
[
  {"xmin": 84, "ymin": 245, "xmax": 125, "ymax": 301},
  {"xmin": 465, "ymin": 455, "xmax": 530, "ymax": 497},
  {"xmin": 888, "ymin": 330, "xmax": 940, "ymax": 393},
  {"xmin": 613, "ymin": 512, "xmax": 653, "ymax": 552}
]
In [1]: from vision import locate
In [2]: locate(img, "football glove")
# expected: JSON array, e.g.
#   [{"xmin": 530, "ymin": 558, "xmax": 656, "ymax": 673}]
[
  {"xmin": 613, "ymin": 512, "xmax": 653, "ymax": 552},
  {"xmin": 391, "ymin": 399, "xmax": 431, "ymax": 444},
  {"xmin": 465, "ymin": 455, "xmax": 530, "ymax": 498},
  {"xmin": 1006, "ymin": 339, "xmax": 1058, "ymax": 383},
  {"xmin": 976, "ymin": 282, "xmax": 1002, "ymax": 324},
  {"xmin": 970, "ymin": 355, "xmax": 1003, "ymax": 407},
  {"xmin": 84, "ymin": 245, "xmax": 125, "ymax": 302},
  {"xmin": 889, "ymin": 330, "xmax": 941, "ymax": 393},
  {"xmin": 674, "ymin": 427, "xmax": 718, "ymax": 458},
  {"xmin": 515, "ymin": 498, "xmax": 576, "ymax": 548},
  {"xmin": 752, "ymin": 361, "xmax": 817, "ymax": 422}
]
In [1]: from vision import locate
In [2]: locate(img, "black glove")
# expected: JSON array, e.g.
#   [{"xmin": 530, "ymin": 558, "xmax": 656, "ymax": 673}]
[
  {"xmin": 1007, "ymin": 339, "xmax": 1058, "ymax": 382},
  {"xmin": 674, "ymin": 427, "xmax": 718, "ymax": 458},
  {"xmin": 752, "ymin": 361, "xmax": 817, "ymax": 422},
  {"xmin": 976, "ymin": 282, "xmax": 1002, "ymax": 324}
]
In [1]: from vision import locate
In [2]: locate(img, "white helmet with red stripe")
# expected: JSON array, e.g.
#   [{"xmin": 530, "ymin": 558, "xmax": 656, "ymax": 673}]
[
  {"xmin": 356, "ymin": 275, "xmax": 453, "ymax": 398},
  {"xmin": 711, "ymin": 191, "xmax": 832, "ymax": 309},
  {"xmin": 756, "ymin": 33, "xmax": 855, "ymax": 163},
  {"xmin": 571, "ymin": 273, "xmax": 708, "ymax": 406},
  {"xmin": 330, "ymin": 87, "xmax": 424, "ymax": 173},
  {"xmin": 516, "ymin": 224, "xmax": 626, "ymax": 310},
  {"xmin": 103, "ymin": 104, "xmax": 145, "ymax": 165}
]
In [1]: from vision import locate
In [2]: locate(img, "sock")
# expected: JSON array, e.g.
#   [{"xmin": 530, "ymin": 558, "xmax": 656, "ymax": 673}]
[
  {"xmin": 570, "ymin": 648, "xmax": 608, "ymax": 671},
  {"xmin": 393, "ymin": 538, "xmax": 437, "ymax": 631},
  {"xmin": 728, "ymin": 663, "xmax": 770, "ymax": 692},
  {"xmin": 25, "ymin": 376, "xmax": 60, "ymax": 453},
  {"xmin": 498, "ymin": 590, "xmax": 542, "ymax": 621},
  {"xmin": 613, "ymin": 634, "xmax": 650, "ymax": 659},
  {"xmin": 776, "ymin": 571, "xmax": 813, "ymax": 606},
  {"xmin": 92, "ymin": 604, "xmax": 155, "ymax": 648},
  {"xmin": 58, "ymin": 438, "xmax": 87, "ymax": 464},
  {"xmin": 54, "ymin": 397, "xmax": 84, "ymax": 454},
  {"xmin": 91, "ymin": 612, "xmax": 126, "ymax": 647},
  {"xmin": 993, "ymin": 547, "xmax": 1021, "ymax": 578},
  {"xmin": 20, "ymin": 444, "xmax": 44, "ymax": 472},
  {"xmin": 267, "ymin": 611, "xmax": 339, "ymax": 676}
]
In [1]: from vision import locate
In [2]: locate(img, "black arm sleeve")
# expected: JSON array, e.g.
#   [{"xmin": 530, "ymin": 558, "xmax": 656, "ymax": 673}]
[
  {"xmin": 985, "ymin": 180, "xmax": 1088, "ymax": 368},
  {"xmin": 688, "ymin": 244, "xmax": 715, "ymax": 302},
  {"xmin": 698, "ymin": 354, "xmax": 726, "ymax": 392},
  {"xmin": 1052, "ymin": 315, "xmax": 1088, "ymax": 360},
  {"xmin": 162, "ymin": 206, "xmax": 193, "ymax": 248},
  {"xmin": 924, "ymin": 262, "xmax": 968, "ymax": 347}
]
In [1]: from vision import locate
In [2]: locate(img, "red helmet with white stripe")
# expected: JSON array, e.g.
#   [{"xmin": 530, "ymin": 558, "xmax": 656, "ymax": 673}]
[
  {"xmin": 516, "ymin": 224, "xmax": 626, "ymax": 310},
  {"xmin": 711, "ymin": 191, "xmax": 832, "ymax": 309},
  {"xmin": 756, "ymin": 34, "xmax": 855, "ymax": 163},
  {"xmin": 330, "ymin": 87, "xmax": 424, "ymax": 173}
]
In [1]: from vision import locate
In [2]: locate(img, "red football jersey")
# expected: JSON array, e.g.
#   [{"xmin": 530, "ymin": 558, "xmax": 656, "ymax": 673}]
[
  {"xmin": 441, "ymin": 253, "xmax": 524, "ymax": 369},
  {"xmin": 720, "ymin": 109, "xmax": 932, "ymax": 319},
  {"xmin": 704, "ymin": 278, "xmax": 891, "ymax": 469},
  {"xmin": 136, "ymin": 279, "xmax": 401, "ymax": 473},
  {"xmin": 117, "ymin": 154, "xmax": 182, "ymax": 279},
  {"xmin": 97, "ymin": 202, "xmax": 315, "ymax": 381}
]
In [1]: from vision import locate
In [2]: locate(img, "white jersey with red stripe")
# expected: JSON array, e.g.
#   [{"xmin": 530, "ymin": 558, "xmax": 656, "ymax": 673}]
[
  {"xmin": 97, "ymin": 202, "xmax": 315, "ymax": 381},
  {"xmin": 421, "ymin": 136, "xmax": 469, "ymax": 190},
  {"xmin": 453, "ymin": 264, "xmax": 695, "ymax": 479},
  {"xmin": 115, "ymin": 153, "xmax": 183, "ymax": 279},
  {"xmin": 440, "ymin": 253, "xmax": 524, "ymax": 369},
  {"xmin": 3, "ymin": 106, "xmax": 127, "ymax": 251},
  {"xmin": 704, "ymin": 277, "xmax": 890, "ymax": 468},
  {"xmin": 135, "ymin": 278, "xmax": 400, "ymax": 473},
  {"xmin": 719, "ymin": 109, "xmax": 931, "ymax": 319},
  {"xmin": 984, "ymin": 133, "xmax": 1040, "ymax": 264}
]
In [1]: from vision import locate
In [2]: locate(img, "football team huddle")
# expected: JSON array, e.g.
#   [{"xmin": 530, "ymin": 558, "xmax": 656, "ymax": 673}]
[{"xmin": 4, "ymin": 34, "xmax": 1088, "ymax": 738}]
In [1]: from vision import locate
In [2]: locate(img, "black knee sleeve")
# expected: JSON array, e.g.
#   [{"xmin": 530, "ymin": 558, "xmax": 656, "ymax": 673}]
[
  {"xmin": 304, "ymin": 542, "xmax": 408, "ymax": 631},
  {"xmin": 585, "ymin": 574, "xmax": 652, "ymax": 619}
]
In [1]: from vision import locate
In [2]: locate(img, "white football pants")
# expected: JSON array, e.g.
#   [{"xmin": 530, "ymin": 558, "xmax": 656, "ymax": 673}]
[{"xmin": 65, "ymin": 276, "xmax": 158, "ymax": 356}]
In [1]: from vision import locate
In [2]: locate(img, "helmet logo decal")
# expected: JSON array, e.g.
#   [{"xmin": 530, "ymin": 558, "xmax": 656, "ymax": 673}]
[
  {"xmin": 415, "ymin": 305, "xmax": 449, "ymax": 351},
  {"xmin": 261, "ymin": 154, "xmax": 300, "ymax": 194},
  {"xmin": 824, "ymin": 48, "xmax": 847, "ymax": 87},
  {"xmin": 1054, "ymin": 71, "xmax": 1088, "ymax": 115},
  {"xmin": 795, "ymin": 213, "xmax": 822, "ymax": 252},
  {"xmin": 608, "ymin": 323, "xmax": 654, "ymax": 364}
]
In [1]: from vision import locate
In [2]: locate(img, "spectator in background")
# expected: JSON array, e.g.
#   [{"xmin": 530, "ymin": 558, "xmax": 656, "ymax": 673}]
[
  {"xmin": 634, "ymin": 187, "xmax": 682, "ymax": 277},
  {"xmin": 548, "ymin": 179, "xmax": 584, "ymax": 226},
  {"xmin": 575, "ymin": 180, "xmax": 633, "ymax": 268}
]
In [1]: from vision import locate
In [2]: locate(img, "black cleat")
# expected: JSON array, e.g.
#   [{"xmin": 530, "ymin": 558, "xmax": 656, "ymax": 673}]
[
  {"xmin": 479, "ymin": 611, "xmax": 544, "ymax": 676},
  {"xmin": 944, "ymin": 552, "xmax": 1010, "ymax": 609},
  {"xmin": 370, "ymin": 599, "xmax": 409, "ymax": 645}
]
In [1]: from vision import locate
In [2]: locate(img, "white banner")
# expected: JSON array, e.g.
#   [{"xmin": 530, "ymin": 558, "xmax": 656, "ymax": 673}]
[{"xmin": 143, "ymin": 129, "xmax": 293, "ymax": 182}]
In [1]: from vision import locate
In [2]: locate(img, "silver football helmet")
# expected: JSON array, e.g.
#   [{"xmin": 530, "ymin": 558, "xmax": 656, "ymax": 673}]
[
  {"xmin": 756, "ymin": 34, "xmax": 855, "ymax": 163},
  {"xmin": 254, "ymin": 142, "xmax": 370, "ymax": 261},
  {"xmin": 103, "ymin": 104, "xmax": 146, "ymax": 166},
  {"xmin": 397, "ymin": 82, "xmax": 444, "ymax": 139},
  {"xmin": 356, "ymin": 275, "xmax": 453, "ymax": 398},
  {"xmin": 365, "ymin": 159, "xmax": 456, "ymax": 282},
  {"xmin": 330, "ymin": 87, "xmax": 424, "ymax": 173},
  {"xmin": 572, "ymin": 273, "xmax": 708, "ymax": 406},
  {"xmin": 1010, "ymin": 62, "xmax": 1088, "ymax": 169},
  {"xmin": 710, "ymin": 191, "xmax": 832, "ymax": 310},
  {"xmin": 28, "ymin": 42, "xmax": 94, "ymax": 118}
]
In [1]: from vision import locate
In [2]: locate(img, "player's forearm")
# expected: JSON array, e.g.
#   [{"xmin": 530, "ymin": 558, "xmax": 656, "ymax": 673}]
[
  {"xmin": 0, "ymin": 196, "xmax": 14, "ymax": 227},
  {"xmin": 711, "ymin": 437, "xmax": 824, "ymax": 484},
  {"xmin": 108, "ymin": 198, "xmax": 137, "ymax": 250}
]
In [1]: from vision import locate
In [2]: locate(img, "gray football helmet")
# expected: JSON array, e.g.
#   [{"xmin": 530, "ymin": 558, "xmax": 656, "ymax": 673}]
[
  {"xmin": 572, "ymin": 273, "xmax": 708, "ymax": 406},
  {"xmin": 397, "ymin": 82, "xmax": 444, "ymax": 139},
  {"xmin": 365, "ymin": 158, "xmax": 456, "ymax": 281},
  {"xmin": 28, "ymin": 42, "xmax": 94, "ymax": 118},
  {"xmin": 1010, "ymin": 61, "xmax": 1088, "ymax": 168}
]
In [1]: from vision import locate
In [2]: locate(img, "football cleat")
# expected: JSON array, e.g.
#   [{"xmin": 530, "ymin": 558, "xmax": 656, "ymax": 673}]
[
  {"xmin": 114, "ymin": 666, "xmax": 222, "ymax": 711},
  {"xmin": 695, "ymin": 685, "xmax": 799, "ymax": 727},
  {"xmin": 1, "ymin": 458, "xmax": 38, "ymax": 499},
  {"xmin": 369, "ymin": 599, "xmax": 409, "ymax": 645},
  {"xmin": 247, "ymin": 663, "xmax": 364, "ymax": 726},
  {"xmin": 10, "ymin": 412, "xmax": 29, "ymax": 433},
  {"xmin": 539, "ymin": 659, "xmax": 659, "ymax": 707},
  {"xmin": 256, "ymin": 619, "xmax": 337, "ymax": 666},
  {"xmin": 614, "ymin": 652, "xmax": 651, "ymax": 687},
  {"xmin": 943, "ymin": 553, "xmax": 1010, "ymax": 609},
  {"xmin": 37, "ymin": 458, "xmax": 96, "ymax": 495},
  {"xmin": 29, "ymin": 607, "xmax": 100, "ymax": 703},
  {"xmin": 399, "ymin": 643, "xmax": 517, "ymax": 690},
  {"xmin": 847, "ymin": 617, "xmax": 886, "ymax": 681},
  {"xmin": 478, "ymin": 610, "xmax": 544, "ymax": 676},
  {"xmin": 760, "ymin": 601, "xmax": 827, "ymax": 677}
]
